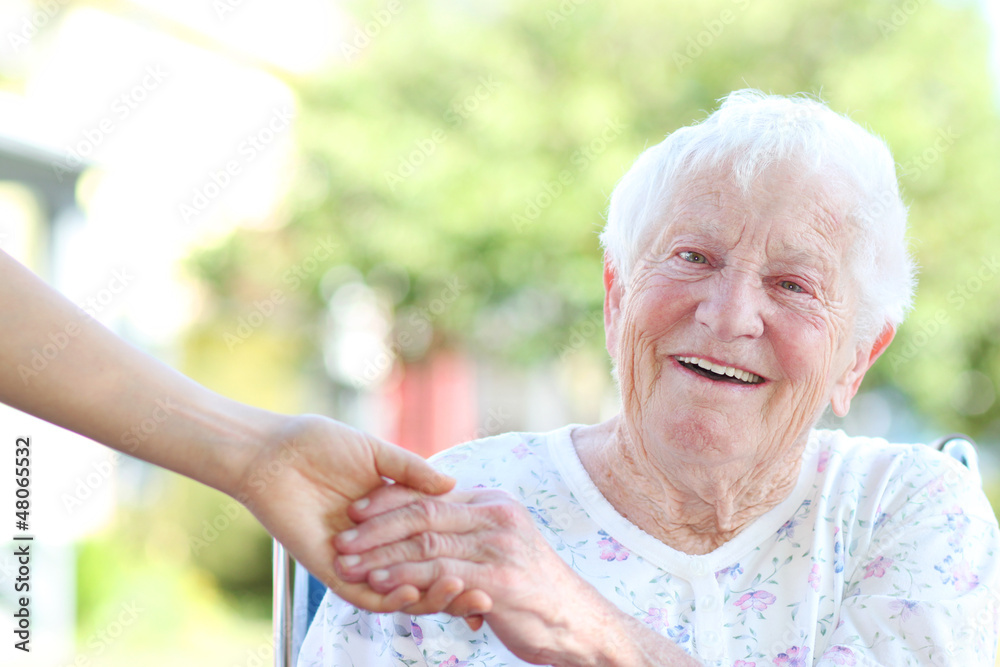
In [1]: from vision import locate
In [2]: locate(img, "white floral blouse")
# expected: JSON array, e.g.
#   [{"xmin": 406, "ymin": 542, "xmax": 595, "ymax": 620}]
[{"xmin": 298, "ymin": 426, "xmax": 1000, "ymax": 666}]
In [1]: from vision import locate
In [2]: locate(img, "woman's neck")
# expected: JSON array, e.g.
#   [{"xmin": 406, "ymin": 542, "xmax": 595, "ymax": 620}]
[{"xmin": 572, "ymin": 416, "xmax": 805, "ymax": 555}]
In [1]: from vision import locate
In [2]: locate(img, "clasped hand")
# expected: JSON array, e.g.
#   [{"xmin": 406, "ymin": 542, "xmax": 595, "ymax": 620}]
[{"xmin": 333, "ymin": 486, "xmax": 619, "ymax": 666}]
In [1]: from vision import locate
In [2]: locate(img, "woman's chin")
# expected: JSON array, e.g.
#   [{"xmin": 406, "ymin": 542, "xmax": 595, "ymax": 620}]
[{"xmin": 642, "ymin": 415, "xmax": 758, "ymax": 466}]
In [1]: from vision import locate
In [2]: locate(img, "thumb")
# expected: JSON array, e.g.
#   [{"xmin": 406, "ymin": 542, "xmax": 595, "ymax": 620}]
[{"xmin": 370, "ymin": 437, "xmax": 456, "ymax": 496}]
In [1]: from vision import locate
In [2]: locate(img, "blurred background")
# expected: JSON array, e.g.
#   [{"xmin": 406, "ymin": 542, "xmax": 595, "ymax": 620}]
[{"xmin": 0, "ymin": 0, "xmax": 998, "ymax": 664}]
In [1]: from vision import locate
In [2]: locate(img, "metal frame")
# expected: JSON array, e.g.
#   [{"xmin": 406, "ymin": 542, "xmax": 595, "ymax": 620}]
[
  {"xmin": 273, "ymin": 541, "xmax": 293, "ymax": 667},
  {"xmin": 931, "ymin": 433, "xmax": 979, "ymax": 476},
  {"xmin": 273, "ymin": 541, "xmax": 328, "ymax": 666}
]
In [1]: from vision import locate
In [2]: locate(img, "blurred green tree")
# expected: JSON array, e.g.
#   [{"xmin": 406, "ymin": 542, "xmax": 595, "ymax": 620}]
[{"xmin": 185, "ymin": 0, "xmax": 1000, "ymax": 440}]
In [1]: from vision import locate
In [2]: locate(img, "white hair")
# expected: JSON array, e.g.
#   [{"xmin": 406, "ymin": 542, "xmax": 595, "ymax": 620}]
[{"xmin": 600, "ymin": 89, "xmax": 916, "ymax": 347}]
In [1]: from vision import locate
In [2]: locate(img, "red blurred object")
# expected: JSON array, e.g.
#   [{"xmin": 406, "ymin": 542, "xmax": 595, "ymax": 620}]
[{"xmin": 383, "ymin": 349, "xmax": 478, "ymax": 458}]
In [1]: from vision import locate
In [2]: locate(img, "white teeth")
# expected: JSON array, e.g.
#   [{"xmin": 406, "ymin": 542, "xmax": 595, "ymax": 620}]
[{"xmin": 677, "ymin": 356, "xmax": 763, "ymax": 384}]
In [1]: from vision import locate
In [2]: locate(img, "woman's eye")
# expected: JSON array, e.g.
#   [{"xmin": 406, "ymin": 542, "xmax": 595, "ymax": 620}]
[
  {"xmin": 779, "ymin": 280, "xmax": 805, "ymax": 293},
  {"xmin": 679, "ymin": 251, "xmax": 707, "ymax": 264}
]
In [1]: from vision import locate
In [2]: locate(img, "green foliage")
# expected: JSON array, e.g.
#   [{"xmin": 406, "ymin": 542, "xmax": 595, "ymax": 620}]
[
  {"xmin": 75, "ymin": 516, "xmax": 275, "ymax": 664},
  {"xmin": 167, "ymin": 477, "xmax": 274, "ymax": 613},
  {"xmin": 187, "ymin": 0, "xmax": 1000, "ymax": 438},
  {"xmin": 76, "ymin": 471, "xmax": 273, "ymax": 632}
]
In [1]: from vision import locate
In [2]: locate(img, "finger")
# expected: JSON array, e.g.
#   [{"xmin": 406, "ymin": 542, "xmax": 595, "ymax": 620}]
[
  {"xmin": 347, "ymin": 483, "xmax": 429, "ymax": 523},
  {"xmin": 367, "ymin": 559, "xmax": 471, "ymax": 595},
  {"xmin": 399, "ymin": 575, "xmax": 465, "ymax": 616},
  {"xmin": 327, "ymin": 568, "xmax": 490, "ymax": 616},
  {"xmin": 464, "ymin": 615, "xmax": 484, "ymax": 631},
  {"xmin": 337, "ymin": 530, "xmax": 480, "ymax": 582},
  {"xmin": 380, "ymin": 584, "xmax": 421, "ymax": 611},
  {"xmin": 323, "ymin": 579, "xmax": 404, "ymax": 614},
  {"xmin": 349, "ymin": 484, "xmax": 481, "ymax": 523},
  {"xmin": 335, "ymin": 498, "xmax": 479, "ymax": 554},
  {"xmin": 370, "ymin": 436, "xmax": 456, "ymax": 496},
  {"xmin": 445, "ymin": 589, "xmax": 494, "ymax": 618}
]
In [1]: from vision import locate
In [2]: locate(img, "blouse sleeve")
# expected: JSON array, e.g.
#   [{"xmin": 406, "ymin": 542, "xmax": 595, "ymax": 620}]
[{"xmin": 816, "ymin": 451, "xmax": 1000, "ymax": 666}]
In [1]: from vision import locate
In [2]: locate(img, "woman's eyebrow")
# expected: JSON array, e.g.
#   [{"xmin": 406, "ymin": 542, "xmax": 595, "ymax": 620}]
[
  {"xmin": 662, "ymin": 212, "xmax": 733, "ymax": 242},
  {"xmin": 662, "ymin": 206, "xmax": 842, "ymax": 273},
  {"xmin": 769, "ymin": 242, "xmax": 837, "ymax": 278}
]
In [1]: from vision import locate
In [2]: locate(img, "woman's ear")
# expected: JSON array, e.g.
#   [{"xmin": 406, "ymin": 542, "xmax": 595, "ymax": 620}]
[
  {"xmin": 830, "ymin": 324, "xmax": 896, "ymax": 417},
  {"xmin": 604, "ymin": 259, "xmax": 624, "ymax": 359}
]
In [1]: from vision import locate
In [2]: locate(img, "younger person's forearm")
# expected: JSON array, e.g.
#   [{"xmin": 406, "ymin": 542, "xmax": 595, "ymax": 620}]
[{"xmin": 0, "ymin": 251, "xmax": 276, "ymax": 496}]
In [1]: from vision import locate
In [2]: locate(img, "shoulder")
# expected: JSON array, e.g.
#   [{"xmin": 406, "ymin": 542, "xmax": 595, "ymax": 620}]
[
  {"xmin": 815, "ymin": 428, "xmax": 976, "ymax": 484},
  {"xmin": 811, "ymin": 428, "xmax": 995, "ymax": 523},
  {"xmin": 427, "ymin": 425, "xmax": 573, "ymax": 488}
]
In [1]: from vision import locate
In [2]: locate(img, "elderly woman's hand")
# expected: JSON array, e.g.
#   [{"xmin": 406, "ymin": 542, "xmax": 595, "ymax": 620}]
[
  {"xmin": 334, "ymin": 486, "xmax": 700, "ymax": 667},
  {"xmin": 232, "ymin": 414, "xmax": 461, "ymax": 614}
]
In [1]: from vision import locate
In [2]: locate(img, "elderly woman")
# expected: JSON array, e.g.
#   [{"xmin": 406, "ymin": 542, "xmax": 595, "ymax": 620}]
[{"xmin": 298, "ymin": 90, "xmax": 1000, "ymax": 666}]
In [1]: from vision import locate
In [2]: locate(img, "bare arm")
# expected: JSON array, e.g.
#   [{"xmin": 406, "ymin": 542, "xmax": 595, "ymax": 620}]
[
  {"xmin": 0, "ymin": 249, "xmax": 456, "ymax": 610},
  {"xmin": 0, "ymin": 249, "xmax": 267, "ymax": 489}
]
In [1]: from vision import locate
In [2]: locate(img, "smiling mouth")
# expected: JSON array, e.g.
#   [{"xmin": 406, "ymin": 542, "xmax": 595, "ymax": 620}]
[{"xmin": 675, "ymin": 356, "xmax": 765, "ymax": 385}]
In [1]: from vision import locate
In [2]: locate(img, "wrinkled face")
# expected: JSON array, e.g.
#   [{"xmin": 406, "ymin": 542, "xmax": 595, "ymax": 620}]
[{"xmin": 607, "ymin": 162, "xmax": 877, "ymax": 468}]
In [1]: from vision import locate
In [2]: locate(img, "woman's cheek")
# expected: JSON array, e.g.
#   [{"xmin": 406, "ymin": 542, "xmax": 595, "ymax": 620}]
[
  {"xmin": 772, "ymin": 314, "xmax": 842, "ymax": 418},
  {"xmin": 770, "ymin": 310, "xmax": 830, "ymax": 366},
  {"xmin": 637, "ymin": 280, "xmax": 696, "ymax": 331}
]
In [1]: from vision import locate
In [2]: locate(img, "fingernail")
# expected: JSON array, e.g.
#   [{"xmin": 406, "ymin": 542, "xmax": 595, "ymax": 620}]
[
  {"xmin": 353, "ymin": 498, "xmax": 370, "ymax": 511},
  {"xmin": 340, "ymin": 529, "xmax": 358, "ymax": 542},
  {"xmin": 371, "ymin": 569, "xmax": 389, "ymax": 582},
  {"xmin": 339, "ymin": 554, "xmax": 361, "ymax": 568}
]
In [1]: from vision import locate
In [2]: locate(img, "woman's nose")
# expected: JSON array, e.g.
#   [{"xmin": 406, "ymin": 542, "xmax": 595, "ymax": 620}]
[{"xmin": 694, "ymin": 271, "xmax": 765, "ymax": 342}]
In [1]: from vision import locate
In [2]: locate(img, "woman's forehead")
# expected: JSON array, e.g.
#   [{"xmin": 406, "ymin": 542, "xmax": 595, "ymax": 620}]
[
  {"xmin": 673, "ymin": 164, "xmax": 847, "ymax": 231},
  {"xmin": 649, "ymin": 169, "xmax": 853, "ymax": 270}
]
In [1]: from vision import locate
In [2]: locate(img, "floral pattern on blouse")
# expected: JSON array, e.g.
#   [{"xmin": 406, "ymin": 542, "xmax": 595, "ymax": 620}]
[{"xmin": 297, "ymin": 427, "xmax": 1000, "ymax": 667}]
